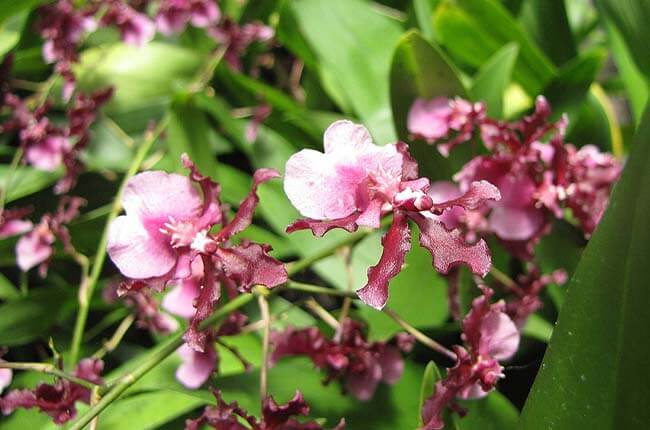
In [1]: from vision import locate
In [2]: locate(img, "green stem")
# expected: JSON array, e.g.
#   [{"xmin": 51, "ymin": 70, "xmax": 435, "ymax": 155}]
[
  {"xmin": 284, "ymin": 281, "xmax": 357, "ymax": 298},
  {"xmin": 0, "ymin": 148, "xmax": 24, "ymax": 215},
  {"xmin": 0, "ymin": 362, "xmax": 102, "ymax": 391},
  {"xmin": 69, "ymin": 116, "xmax": 169, "ymax": 366},
  {"xmin": 70, "ymin": 293, "xmax": 254, "ymax": 430}
]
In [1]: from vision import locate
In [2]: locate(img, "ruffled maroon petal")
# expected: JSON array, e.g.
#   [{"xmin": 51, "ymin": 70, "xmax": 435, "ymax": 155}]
[
  {"xmin": 286, "ymin": 212, "xmax": 361, "ymax": 237},
  {"xmin": 215, "ymin": 242, "xmax": 288, "ymax": 292},
  {"xmin": 411, "ymin": 214, "xmax": 491, "ymax": 277},
  {"xmin": 356, "ymin": 212, "xmax": 411, "ymax": 310}
]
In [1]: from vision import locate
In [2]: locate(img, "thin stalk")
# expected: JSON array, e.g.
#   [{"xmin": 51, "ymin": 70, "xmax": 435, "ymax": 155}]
[
  {"xmin": 69, "ymin": 116, "xmax": 169, "ymax": 366},
  {"xmin": 92, "ymin": 314, "xmax": 135, "ymax": 359},
  {"xmin": 334, "ymin": 247, "xmax": 354, "ymax": 342},
  {"xmin": 257, "ymin": 292, "xmax": 270, "ymax": 401},
  {"xmin": 0, "ymin": 148, "xmax": 24, "ymax": 215},
  {"xmin": 0, "ymin": 362, "xmax": 102, "ymax": 391},
  {"xmin": 70, "ymin": 293, "xmax": 254, "ymax": 430},
  {"xmin": 84, "ymin": 308, "xmax": 131, "ymax": 343},
  {"xmin": 383, "ymin": 307, "xmax": 457, "ymax": 361},
  {"xmin": 284, "ymin": 281, "xmax": 357, "ymax": 298},
  {"xmin": 304, "ymin": 298, "xmax": 340, "ymax": 330},
  {"xmin": 489, "ymin": 266, "xmax": 518, "ymax": 290}
]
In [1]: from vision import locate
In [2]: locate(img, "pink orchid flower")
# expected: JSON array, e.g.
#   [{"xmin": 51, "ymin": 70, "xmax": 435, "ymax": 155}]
[
  {"xmin": 107, "ymin": 155, "xmax": 287, "ymax": 351},
  {"xmin": 284, "ymin": 120, "xmax": 500, "ymax": 309}
]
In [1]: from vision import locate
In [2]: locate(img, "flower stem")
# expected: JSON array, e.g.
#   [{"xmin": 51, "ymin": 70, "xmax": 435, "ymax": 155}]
[
  {"xmin": 383, "ymin": 307, "xmax": 457, "ymax": 361},
  {"xmin": 69, "ymin": 116, "xmax": 169, "ymax": 366},
  {"xmin": 284, "ymin": 281, "xmax": 357, "ymax": 298},
  {"xmin": 0, "ymin": 147, "xmax": 24, "ymax": 215},
  {"xmin": 257, "ymin": 292, "xmax": 271, "ymax": 402},
  {"xmin": 489, "ymin": 266, "xmax": 518, "ymax": 290},
  {"xmin": 304, "ymin": 298, "xmax": 340, "ymax": 330},
  {"xmin": 92, "ymin": 314, "xmax": 135, "ymax": 359},
  {"xmin": 0, "ymin": 362, "xmax": 102, "ymax": 391}
]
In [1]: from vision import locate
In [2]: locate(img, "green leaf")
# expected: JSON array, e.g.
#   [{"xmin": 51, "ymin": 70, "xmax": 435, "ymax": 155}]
[
  {"xmin": 0, "ymin": 165, "xmax": 61, "ymax": 202},
  {"xmin": 543, "ymin": 48, "xmax": 607, "ymax": 123},
  {"xmin": 434, "ymin": 0, "xmax": 556, "ymax": 95},
  {"xmin": 522, "ymin": 313, "xmax": 553, "ymax": 343},
  {"xmin": 0, "ymin": 272, "xmax": 19, "ymax": 301},
  {"xmin": 419, "ymin": 361, "xmax": 442, "ymax": 426},
  {"xmin": 596, "ymin": 0, "xmax": 650, "ymax": 79},
  {"xmin": 0, "ymin": 0, "xmax": 46, "ymax": 24},
  {"xmin": 519, "ymin": 108, "xmax": 650, "ymax": 429},
  {"xmin": 168, "ymin": 95, "xmax": 219, "ymax": 177},
  {"xmin": 518, "ymin": 0, "xmax": 577, "ymax": 65},
  {"xmin": 0, "ymin": 286, "xmax": 74, "ymax": 346},
  {"xmin": 355, "ymin": 231, "xmax": 449, "ymax": 340},
  {"xmin": 74, "ymin": 42, "xmax": 202, "ymax": 133},
  {"xmin": 470, "ymin": 43, "xmax": 519, "ymax": 117},
  {"xmin": 456, "ymin": 392, "xmax": 518, "ymax": 429},
  {"xmin": 0, "ymin": 12, "xmax": 27, "ymax": 57},
  {"xmin": 603, "ymin": 20, "xmax": 649, "ymax": 127},
  {"xmin": 87, "ymin": 390, "xmax": 208, "ymax": 430},
  {"xmin": 284, "ymin": 0, "xmax": 403, "ymax": 142},
  {"xmin": 389, "ymin": 30, "xmax": 468, "ymax": 181},
  {"xmin": 413, "ymin": 0, "xmax": 440, "ymax": 41}
]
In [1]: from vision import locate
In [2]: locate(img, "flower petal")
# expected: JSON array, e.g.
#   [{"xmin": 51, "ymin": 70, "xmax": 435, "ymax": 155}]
[
  {"xmin": 412, "ymin": 214, "xmax": 491, "ymax": 276},
  {"xmin": 356, "ymin": 212, "xmax": 411, "ymax": 310},
  {"xmin": 176, "ymin": 343, "xmax": 217, "ymax": 389},
  {"xmin": 107, "ymin": 215, "xmax": 176, "ymax": 279}
]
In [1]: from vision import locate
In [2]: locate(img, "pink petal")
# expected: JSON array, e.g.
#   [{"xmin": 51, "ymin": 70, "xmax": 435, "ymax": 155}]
[
  {"xmin": 284, "ymin": 149, "xmax": 363, "ymax": 220},
  {"xmin": 122, "ymin": 171, "xmax": 203, "ymax": 223},
  {"xmin": 190, "ymin": 1, "xmax": 220, "ymax": 27},
  {"xmin": 0, "ymin": 368, "xmax": 12, "ymax": 393},
  {"xmin": 343, "ymin": 362, "xmax": 382, "ymax": 401},
  {"xmin": 378, "ymin": 346, "xmax": 404, "ymax": 384},
  {"xmin": 24, "ymin": 136, "xmax": 70, "ymax": 171},
  {"xmin": 175, "ymin": 343, "xmax": 217, "ymax": 389},
  {"xmin": 0, "ymin": 219, "xmax": 33, "ymax": 239},
  {"xmin": 479, "ymin": 310, "xmax": 520, "ymax": 361},
  {"xmin": 407, "ymin": 98, "xmax": 452, "ymax": 143},
  {"xmin": 356, "ymin": 212, "xmax": 411, "ymax": 309},
  {"xmin": 489, "ymin": 206, "xmax": 544, "ymax": 241},
  {"xmin": 162, "ymin": 277, "xmax": 201, "ymax": 319},
  {"xmin": 355, "ymin": 198, "xmax": 384, "ymax": 228},
  {"xmin": 323, "ymin": 120, "xmax": 374, "ymax": 154},
  {"xmin": 427, "ymin": 181, "xmax": 463, "ymax": 229},
  {"xmin": 411, "ymin": 214, "xmax": 491, "ymax": 276},
  {"xmin": 16, "ymin": 231, "xmax": 53, "ymax": 272},
  {"xmin": 107, "ymin": 215, "xmax": 176, "ymax": 279}
]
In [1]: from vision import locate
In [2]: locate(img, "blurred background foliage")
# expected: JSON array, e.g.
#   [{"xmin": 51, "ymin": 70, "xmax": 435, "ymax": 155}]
[{"xmin": 0, "ymin": 0, "xmax": 648, "ymax": 429}]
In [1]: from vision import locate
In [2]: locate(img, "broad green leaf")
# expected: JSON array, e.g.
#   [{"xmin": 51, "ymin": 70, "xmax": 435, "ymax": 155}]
[
  {"xmin": 87, "ymin": 390, "xmax": 208, "ymax": 430},
  {"xmin": 470, "ymin": 43, "xmax": 519, "ymax": 117},
  {"xmin": 83, "ymin": 119, "xmax": 135, "ymax": 172},
  {"xmin": 0, "ymin": 12, "xmax": 27, "ymax": 57},
  {"xmin": 518, "ymin": 0, "xmax": 576, "ymax": 65},
  {"xmin": 412, "ymin": 0, "xmax": 441, "ymax": 41},
  {"xmin": 0, "ymin": 286, "xmax": 74, "ymax": 346},
  {"xmin": 389, "ymin": 30, "xmax": 469, "ymax": 180},
  {"xmin": 168, "ymin": 95, "xmax": 219, "ymax": 177},
  {"xmin": 0, "ymin": 272, "xmax": 19, "ymax": 301},
  {"xmin": 285, "ymin": 0, "xmax": 403, "ymax": 142},
  {"xmin": 75, "ymin": 43, "xmax": 202, "ymax": 133},
  {"xmin": 419, "ymin": 361, "xmax": 442, "ymax": 426},
  {"xmin": 596, "ymin": 0, "xmax": 650, "ymax": 79},
  {"xmin": 0, "ymin": 0, "xmax": 46, "ymax": 24},
  {"xmin": 434, "ymin": 0, "xmax": 556, "ymax": 95},
  {"xmin": 543, "ymin": 48, "xmax": 607, "ymax": 123},
  {"xmin": 355, "ymin": 231, "xmax": 449, "ymax": 340},
  {"xmin": 0, "ymin": 165, "xmax": 61, "ymax": 203},
  {"xmin": 519, "ymin": 108, "xmax": 650, "ymax": 429}
]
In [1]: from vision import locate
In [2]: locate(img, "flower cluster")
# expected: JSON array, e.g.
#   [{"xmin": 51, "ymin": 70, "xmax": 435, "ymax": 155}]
[
  {"xmin": 14, "ymin": 196, "xmax": 85, "ymax": 276},
  {"xmin": 106, "ymin": 154, "xmax": 287, "ymax": 351},
  {"xmin": 420, "ymin": 287, "xmax": 520, "ymax": 429},
  {"xmin": 0, "ymin": 207, "xmax": 33, "ymax": 240},
  {"xmin": 0, "ymin": 358, "xmax": 103, "ymax": 424},
  {"xmin": 408, "ymin": 96, "xmax": 622, "ymax": 259},
  {"xmin": 1, "ymin": 88, "xmax": 112, "ymax": 193},
  {"xmin": 271, "ymin": 320, "xmax": 415, "ymax": 401},
  {"xmin": 284, "ymin": 120, "xmax": 501, "ymax": 309},
  {"xmin": 186, "ymin": 389, "xmax": 345, "ymax": 430},
  {"xmin": 156, "ymin": 0, "xmax": 221, "ymax": 35}
]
